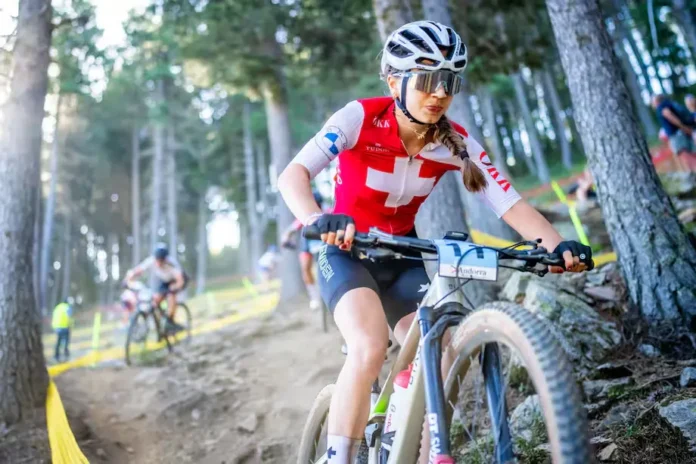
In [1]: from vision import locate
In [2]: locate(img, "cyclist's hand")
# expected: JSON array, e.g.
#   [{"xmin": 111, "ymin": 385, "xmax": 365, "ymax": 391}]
[
  {"xmin": 314, "ymin": 214, "xmax": 355, "ymax": 251},
  {"xmin": 551, "ymin": 241, "xmax": 593, "ymax": 273}
]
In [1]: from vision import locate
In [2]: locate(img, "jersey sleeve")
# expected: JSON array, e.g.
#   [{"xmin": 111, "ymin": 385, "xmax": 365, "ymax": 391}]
[
  {"xmin": 462, "ymin": 133, "xmax": 522, "ymax": 217},
  {"xmin": 291, "ymin": 100, "xmax": 364, "ymax": 178},
  {"xmin": 133, "ymin": 256, "xmax": 154, "ymax": 274}
]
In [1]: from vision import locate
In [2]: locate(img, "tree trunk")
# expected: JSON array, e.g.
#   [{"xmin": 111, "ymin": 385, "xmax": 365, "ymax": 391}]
[
  {"xmin": 243, "ymin": 102, "xmax": 263, "ymax": 271},
  {"xmin": 610, "ymin": 0, "xmax": 656, "ymax": 96},
  {"xmin": 33, "ymin": 177, "xmax": 42, "ymax": 315},
  {"xmin": 256, "ymin": 141, "xmax": 270, "ymax": 233},
  {"xmin": 479, "ymin": 87, "xmax": 512, "ymax": 179},
  {"xmin": 541, "ymin": 68, "xmax": 574, "ymax": 170},
  {"xmin": 262, "ymin": 76, "xmax": 304, "ymax": 302},
  {"xmin": 131, "ymin": 126, "xmax": 141, "ymax": 267},
  {"xmin": 0, "ymin": 0, "xmax": 51, "ymax": 426},
  {"xmin": 150, "ymin": 81, "xmax": 165, "ymax": 285},
  {"xmin": 512, "ymin": 73, "xmax": 551, "ymax": 184},
  {"xmin": 504, "ymin": 100, "xmax": 538, "ymax": 175},
  {"xmin": 418, "ymin": 0, "xmax": 518, "ymax": 242},
  {"xmin": 105, "ymin": 234, "xmax": 117, "ymax": 305},
  {"xmin": 166, "ymin": 126, "xmax": 177, "ymax": 258},
  {"xmin": 546, "ymin": 0, "xmax": 696, "ymax": 329},
  {"xmin": 40, "ymin": 92, "xmax": 62, "ymax": 313},
  {"xmin": 672, "ymin": 0, "xmax": 696, "ymax": 62},
  {"xmin": 61, "ymin": 212, "xmax": 71, "ymax": 300},
  {"xmin": 373, "ymin": 0, "xmax": 413, "ymax": 42},
  {"xmin": 610, "ymin": 30, "xmax": 659, "ymax": 139},
  {"xmin": 195, "ymin": 193, "xmax": 207, "ymax": 295}
]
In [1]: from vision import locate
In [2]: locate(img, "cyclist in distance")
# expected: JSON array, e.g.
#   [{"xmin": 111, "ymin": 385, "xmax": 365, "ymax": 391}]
[
  {"xmin": 281, "ymin": 188, "xmax": 329, "ymax": 310},
  {"xmin": 277, "ymin": 20, "xmax": 593, "ymax": 463},
  {"xmin": 124, "ymin": 243, "xmax": 188, "ymax": 333}
]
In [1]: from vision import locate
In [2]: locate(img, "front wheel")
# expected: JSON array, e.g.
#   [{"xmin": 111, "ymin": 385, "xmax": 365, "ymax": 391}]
[
  {"xmin": 443, "ymin": 301, "xmax": 592, "ymax": 463},
  {"xmin": 166, "ymin": 302, "xmax": 192, "ymax": 346},
  {"xmin": 125, "ymin": 311, "xmax": 152, "ymax": 365},
  {"xmin": 297, "ymin": 384, "xmax": 334, "ymax": 464}
]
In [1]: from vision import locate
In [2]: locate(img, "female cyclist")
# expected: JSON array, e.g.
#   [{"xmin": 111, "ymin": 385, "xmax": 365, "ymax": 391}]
[{"xmin": 278, "ymin": 21, "xmax": 592, "ymax": 463}]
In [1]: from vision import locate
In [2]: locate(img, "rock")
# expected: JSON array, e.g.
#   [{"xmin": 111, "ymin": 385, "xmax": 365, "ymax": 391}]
[
  {"xmin": 582, "ymin": 377, "xmax": 634, "ymax": 402},
  {"xmin": 585, "ymin": 400, "xmax": 611, "ymax": 418},
  {"xmin": 159, "ymin": 391, "xmax": 207, "ymax": 420},
  {"xmin": 96, "ymin": 448, "xmax": 107, "ymax": 458},
  {"xmin": 590, "ymin": 436, "xmax": 613, "ymax": 445},
  {"xmin": 584, "ymin": 286, "xmax": 620, "ymax": 302},
  {"xmin": 639, "ymin": 344, "xmax": 661, "ymax": 358},
  {"xmin": 522, "ymin": 280, "xmax": 622, "ymax": 370},
  {"xmin": 680, "ymin": 367, "xmax": 696, "ymax": 388},
  {"xmin": 659, "ymin": 398, "xmax": 696, "ymax": 450},
  {"xmin": 126, "ymin": 447, "xmax": 135, "ymax": 454},
  {"xmin": 499, "ymin": 272, "xmax": 533, "ymax": 302},
  {"xmin": 598, "ymin": 443, "xmax": 618, "ymax": 461},
  {"xmin": 679, "ymin": 207, "xmax": 696, "ymax": 224},
  {"xmin": 191, "ymin": 408, "xmax": 201, "ymax": 421},
  {"xmin": 510, "ymin": 395, "xmax": 543, "ymax": 443},
  {"xmin": 238, "ymin": 413, "xmax": 259, "ymax": 434},
  {"xmin": 599, "ymin": 403, "xmax": 639, "ymax": 431},
  {"xmin": 257, "ymin": 441, "xmax": 291, "ymax": 462}
]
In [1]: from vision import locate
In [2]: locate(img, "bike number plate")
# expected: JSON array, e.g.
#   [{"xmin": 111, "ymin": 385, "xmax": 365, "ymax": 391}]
[{"xmin": 433, "ymin": 239, "xmax": 499, "ymax": 281}]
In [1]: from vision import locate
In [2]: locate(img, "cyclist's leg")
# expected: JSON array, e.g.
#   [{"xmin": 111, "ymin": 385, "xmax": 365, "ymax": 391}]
[
  {"xmin": 299, "ymin": 252, "xmax": 320, "ymax": 305},
  {"xmin": 317, "ymin": 246, "xmax": 388, "ymax": 463}
]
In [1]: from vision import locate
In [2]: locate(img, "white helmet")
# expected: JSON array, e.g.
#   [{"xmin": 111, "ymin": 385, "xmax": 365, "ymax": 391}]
[{"xmin": 381, "ymin": 21, "xmax": 468, "ymax": 75}]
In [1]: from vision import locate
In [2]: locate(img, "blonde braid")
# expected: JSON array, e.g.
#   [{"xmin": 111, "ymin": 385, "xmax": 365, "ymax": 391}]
[{"xmin": 434, "ymin": 116, "xmax": 488, "ymax": 192}]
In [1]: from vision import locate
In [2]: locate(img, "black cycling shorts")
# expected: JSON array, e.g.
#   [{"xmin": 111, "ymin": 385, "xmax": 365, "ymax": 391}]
[
  {"xmin": 157, "ymin": 273, "xmax": 189, "ymax": 296},
  {"xmin": 316, "ymin": 232, "xmax": 430, "ymax": 330}
]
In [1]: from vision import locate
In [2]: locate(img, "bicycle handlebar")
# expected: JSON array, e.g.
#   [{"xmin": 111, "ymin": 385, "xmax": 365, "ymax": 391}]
[{"xmin": 303, "ymin": 225, "xmax": 575, "ymax": 269}]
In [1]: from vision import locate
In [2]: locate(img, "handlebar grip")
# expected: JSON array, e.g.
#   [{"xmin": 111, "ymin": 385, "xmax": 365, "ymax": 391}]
[{"xmin": 303, "ymin": 224, "xmax": 321, "ymax": 240}]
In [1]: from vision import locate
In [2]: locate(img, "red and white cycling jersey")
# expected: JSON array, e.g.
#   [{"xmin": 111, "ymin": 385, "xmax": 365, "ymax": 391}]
[{"xmin": 292, "ymin": 97, "xmax": 521, "ymax": 235}]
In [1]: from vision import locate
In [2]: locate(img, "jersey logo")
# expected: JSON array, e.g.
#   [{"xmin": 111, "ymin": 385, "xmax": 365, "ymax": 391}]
[
  {"xmin": 366, "ymin": 157, "xmax": 436, "ymax": 208},
  {"xmin": 372, "ymin": 117, "xmax": 390, "ymax": 128},
  {"xmin": 315, "ymin": 125, "xmax": 347, "ymax": 159},
  {"xmin": 479, "ymin": 152, "xmax": 511, "ymax": 192}
]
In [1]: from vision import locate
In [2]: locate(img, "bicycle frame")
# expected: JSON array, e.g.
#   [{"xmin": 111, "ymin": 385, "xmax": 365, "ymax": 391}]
[{"xmin": 365, "ymin": 273, "xmax": 511, "ymax": 464}]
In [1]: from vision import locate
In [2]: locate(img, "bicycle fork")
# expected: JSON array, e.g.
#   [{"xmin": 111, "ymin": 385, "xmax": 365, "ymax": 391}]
[{"xmin": 418, "ymin": 306, "xmax": 514, "ymax": 464}]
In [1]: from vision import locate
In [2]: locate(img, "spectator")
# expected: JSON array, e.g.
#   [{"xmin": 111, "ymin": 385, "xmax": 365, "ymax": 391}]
[
  {"xmin": 686, "ymin": 94, "xmax": 696, "ymax": 116},
  {"xmin": 652, "ymin": 94, "xmax": 695, "ymax": 172},
  {"xmin": 51, "ymin": 299, "xmax": 73, "ymax": 362}
]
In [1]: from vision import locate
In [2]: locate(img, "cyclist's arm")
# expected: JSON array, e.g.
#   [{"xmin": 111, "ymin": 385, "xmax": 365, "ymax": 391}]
[
  {"xmin": 125, "ymin": 257, "xmax": 152, "ymax": 281},
  {"xmin": 662, "ymin": 107, "xmax": 692, "ymax": 132},
  {"xmin": 170, "ymin": 268, "xmax": 185, "ymax": 291},
  {"xmin": 278, "ymin": 101, "xmax": 363, "ymax": 225},
  {"xmin": 501, "ymin": 201, "xmax": 563, "ymax": 252}
]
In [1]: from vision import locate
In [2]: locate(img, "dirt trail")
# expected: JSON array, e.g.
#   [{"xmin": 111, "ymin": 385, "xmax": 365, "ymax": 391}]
[{"xmin": 57, "ymin": 303, "xmax": 346, "ymax": 463}]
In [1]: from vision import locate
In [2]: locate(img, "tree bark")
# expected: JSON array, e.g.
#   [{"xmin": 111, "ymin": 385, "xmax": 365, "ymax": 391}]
[
  {"xmin": 0, "ymin": 0, "xmax": 51, "ymax": 426},
  {"xmin": 610, "ymin": 29, "xmax": 659, "ymax": 139},
  {"xmin": 262, "ymin": 75, "xmax": 304, "ymax": 302},
  {"xmin": 373, "ymin": 0, "xmax": 413, "ymax": 42},
  {"xmin": 195, "ymin": 193, "xmax": 207, "ymax": 295},
  {"xmin": 166, "ymin": 126, "xmax": 178, "ymax": 258},
  {"xmin": 131, "ymin": 126, "xmax": 141, "ymax": 267},
  {"xmin": 541, "ymin": 68, "xmax": 574, "ymax": 170},
  {"xmin": 546, "ymin": 0, "xmax": 696, "ymax": 329},
  {"xmin": 40, "ymin": 92, "xmax": 62, "ymax": 313},
  {"xmin": 243, "ymin": 101, "xmax": 263, "ymax": 271},
  {"xmin": 512, "ymin": 73, "xmax": 551, "ymax": 184},
  {"xmin": 256, "ymin": 141, "xmax": 271, "ymax": 234},
  {"xmin": 61, "ymin": 212, "xmax": 71, "ymax": 300}
]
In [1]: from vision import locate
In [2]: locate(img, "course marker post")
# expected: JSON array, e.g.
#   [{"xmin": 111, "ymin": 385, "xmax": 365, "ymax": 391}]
[
  {"xmin": 551, "ymin": 181, "xmax": 591, "ymax": 247},
  {"xmin": 91, "ymin": 312, "xmax": 101, "ymax": 366},
  {"xmin": 242, "ymin": 277, "xmax": 259, "ymax": 298}
]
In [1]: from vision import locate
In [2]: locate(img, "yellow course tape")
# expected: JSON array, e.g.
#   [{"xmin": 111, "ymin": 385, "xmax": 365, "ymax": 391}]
[{"xmin": 46, "ymin": 381, "xmax": 89, "ymax": 464}]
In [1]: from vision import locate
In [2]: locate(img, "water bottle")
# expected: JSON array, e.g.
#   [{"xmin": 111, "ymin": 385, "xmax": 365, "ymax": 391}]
[{"xmin": 384, "ymin": 363, "xmax": 413, "ymax": 436}]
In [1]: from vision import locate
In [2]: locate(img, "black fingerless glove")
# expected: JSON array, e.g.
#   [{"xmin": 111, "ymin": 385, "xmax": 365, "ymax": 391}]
[
  {"xmin": 553, "ymin": 241, "xmax": 594, "ymax": 270},
  {"xmin": 314, "ymin": 214, "xmax": 355, "ymax": 235}
]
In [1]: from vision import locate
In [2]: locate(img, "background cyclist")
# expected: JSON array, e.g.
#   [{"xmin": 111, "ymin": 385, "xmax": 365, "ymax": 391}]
[{"xmin": 124, "ymin": 243, "xmax": 188, "ymax": 333}]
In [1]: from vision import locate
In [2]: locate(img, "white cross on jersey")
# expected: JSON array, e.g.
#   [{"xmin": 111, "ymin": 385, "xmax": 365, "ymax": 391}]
[{"xmin": 366, "ymin": 157, "xmax": 436, "ymax": 208}]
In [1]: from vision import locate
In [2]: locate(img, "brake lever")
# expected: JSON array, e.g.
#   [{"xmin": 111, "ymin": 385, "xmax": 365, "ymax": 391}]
[{"xmin": 362, "ymin": 248, "xmax": 399, "ymax": 262}]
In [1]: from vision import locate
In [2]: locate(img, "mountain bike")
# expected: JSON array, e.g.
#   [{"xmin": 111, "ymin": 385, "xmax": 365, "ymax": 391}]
[
  {"xmin": 123, "ymin": 281, "xmax": 192, "ymax": 365},
  {"xmin": 297, "ymin": 228, "xmax": 592, "ymax": 463}
]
